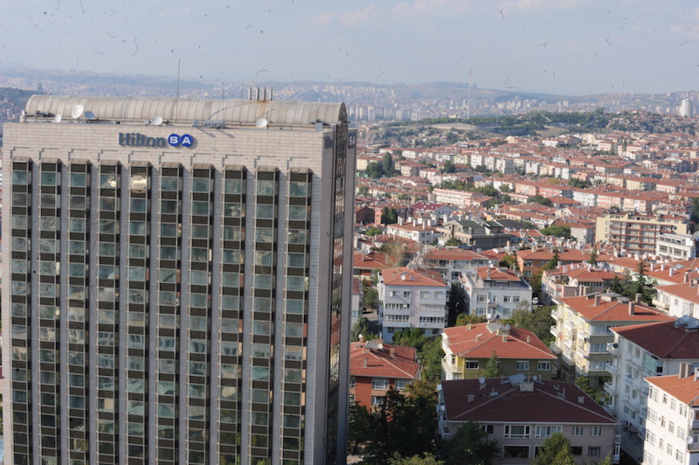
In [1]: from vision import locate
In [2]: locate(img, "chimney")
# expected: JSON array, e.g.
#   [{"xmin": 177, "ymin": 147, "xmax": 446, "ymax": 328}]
[
  {"xmin": 502, "ymin": 335, "xmax": 507, "ymax": 342},
  {"xmin": 487, "ymin": 267, "xmax": 492, "ymax": 280},
  {"xmin": 670, "ymin": 267, "xmax": 675, "ymax": 277},
  {"xmin": 685, "ymin": 272, "xmax": 690, "ymax": 283},
  {"xmin": 390, "ymin": 347, "xmax": 395, "ymax": 358},
  {"xmin": 635, "ymin": 293, "xmax": 642, "ymax": 303},
  {"xmin": 467, "ymin": 323, "xmax": 472, "ymax": 330},
  {"xmin": 527, "ymin": 335, "xmax": 531, "ymax": 344},
  {"xmin": 628, "ymin": 301, "xmax": 635, "ymax": 315},
  {"xmin": 594, "ymin": 295, "xmax": 600, "ymax": 305},
  {"xmin": 363, "ymin": 359, "xmax": 368, "ymax": 368},
  {"xmin": 680, "ymin": 363, "xmax": 691, "ymax": 379}
]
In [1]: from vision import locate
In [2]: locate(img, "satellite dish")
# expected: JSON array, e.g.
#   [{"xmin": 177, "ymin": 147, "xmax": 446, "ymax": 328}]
[
  {"xmin": 84, "ymin": 111, "xmax": 96, "ymax": 121},
  {"xmin": 505, "ymin": 324, "xmax": 511, "ymax": 331},
  {"xmin": 612, "ymin": 343, "xmax": 619, "ymax": 349},
  {"xmin": 71, "ymin": 105, "xmax": 84, "ymax": 119},
  {"xmin": 687, "ymin": 436, "xmax": 694, "ymax": 445},
  {"xmin": 532, "ymin": 375, "xmax": 538, "ymax": 381},
  {"xmin": 53, "ymin": 114, "xmax": 62, "ymax": 123},
  {"xmin": 255, "ymin": 118, "xmax": 268, "ymax": 129},
  {"xmin": 151, "ymin": 116, "xmax": 163, "ymax": 126},
  {"xmin": 479, "ymin": 377, "xmax": 486, "ymax": 384},
  {"xmin": 486, "ymin": 313, "xmax": 492, "ymax": 321}
]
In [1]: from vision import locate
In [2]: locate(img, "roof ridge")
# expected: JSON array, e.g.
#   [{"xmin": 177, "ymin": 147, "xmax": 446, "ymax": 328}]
[
  {"xmin": 452, "ymin": 385, "xmax": 518, "ymax": 421},
  {"xmin": 369, "ymin": 350, "xmax": 418, "ymax": 378},
  {"xmin": 537, "ymin": 386, "xmax": 616, "ymax": 422}
]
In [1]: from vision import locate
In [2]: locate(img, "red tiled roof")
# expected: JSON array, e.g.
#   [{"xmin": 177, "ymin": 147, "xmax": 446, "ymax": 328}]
[
  {"xmin": 613, "ymin": 320, "xmax": 699, "ymax": 359},
  {"xmin": 646, "ymin": 375, "xmax": 699, "ymax": 406},
  {"xmin": 656, "ymin": 282, "xmax": 699, "ymax": 305},
  {"xmin": 350, "ymin": 341, "xmax": 421, "ymax": 380},
  {"xmin": 560, "ymin": 294, "xmax": 673, "ymax": 323},
  {"xmin": 423, "ymin": 248, "xmax": 490, "ymax": 261},
  {"xmin": 443, "ymin": 323, "xmax": 556, "ymax": 360},
  {"xmin": 382, "ymin": 267, "xmax": 446, "ymax": 287},
  {"xmin": 441, "ymin": 378, "xmax": 617, "ymax": 424},
  {"xmin": 476, "ymin": 266, "xmax": 522, "ymax": 282}
]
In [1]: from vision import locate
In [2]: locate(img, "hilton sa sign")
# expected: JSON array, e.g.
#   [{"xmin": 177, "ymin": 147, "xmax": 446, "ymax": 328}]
[{"xmin": 119, "ymin": 133, "xmax": 195, "ymax": 148}]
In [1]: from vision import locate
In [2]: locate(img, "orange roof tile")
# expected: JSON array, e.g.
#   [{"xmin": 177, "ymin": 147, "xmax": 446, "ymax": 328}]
[
  {"xmin": 646, "ymin": 375, "xmax": 699, "ymax": 406},
  {"xmin": 443, "ymin": 323, "xmax": 556, "ymax": 360},
  {"xmin": 560, "ymin": 295, "xmax": 673, "ymax": 323},
  {"xmin": 350, "ymin": 341, "xmax": 421, "ymax": 380},
  {"xmin": 381, "ymin": 267, "xmax": 446, "ymax": 287}
]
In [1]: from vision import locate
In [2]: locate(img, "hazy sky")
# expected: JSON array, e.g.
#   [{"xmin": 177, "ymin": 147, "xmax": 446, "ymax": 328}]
[{"xmin": 4, "ymin": 0, "xmax": 699, "ymax": 95}]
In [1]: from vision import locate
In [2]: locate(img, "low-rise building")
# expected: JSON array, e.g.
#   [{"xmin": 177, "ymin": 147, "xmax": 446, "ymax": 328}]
[
  {"xmin": 654, "ymin": 280, "xmax": 699, "ymax": 318},
  {"xmin": 461, "ymin": 266, "xmax": 533, "ymax": 319},
  {"xmin": 550, "ymin": 293, "xmax": 673, "ymax": 384},
  {"xmin": 438, "ymin": 376, "xmax": 620, "ymax": 464},
  {"xmin": 656, "ymin": 233, "xmax": 699, "ymax": 261},
  {"xmin": 541, "ymin": 265, "xmax": 621, "ymax": 305},
  {"xmin": 378, "ymin": 267, "xmax": 448, "ymax": 342},
  {"xmin": 441, "ymin": 322, "xmax": 557, "ymax": 380},
  {"xmin": 349, "ymin": 340, "xmax": 421, "ymax": 409}
]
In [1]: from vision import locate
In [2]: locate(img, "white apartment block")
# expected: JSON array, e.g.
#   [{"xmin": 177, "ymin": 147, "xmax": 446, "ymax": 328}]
[{"xmin": 378, "ymin": 267, "xmax": 447, "ymax": 342}]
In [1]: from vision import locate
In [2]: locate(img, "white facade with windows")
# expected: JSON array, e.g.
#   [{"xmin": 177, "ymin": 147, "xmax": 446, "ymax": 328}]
[{"xmin": 378, "ymin": 267, "xmax": 447, "ymax": 342}]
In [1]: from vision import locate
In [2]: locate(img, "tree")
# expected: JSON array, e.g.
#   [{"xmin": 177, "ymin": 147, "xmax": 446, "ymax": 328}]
[
  {"xmin": 381, "ymin": 207, "xmax": 399, "ymax": 225},
  {"xmin": 575, "ymin": 376, "xmax": 607, "ymax": 404},
  {"xmin": 362, "ymin": 385, "xmax": 438, "ymax": 465},
  {"xmin": 531, "ymin": 432, "xmax": 576, "ymax": 465},
  {"xmin": 364, "ymin": 286, "xmax": 378, "ymax": 310},
  {"xmin": 484, "ymin": 351, "xmax": 502, "ymax": 377},
  {"xmin": 381, "ymin": 241, "xmax": 408, "ymax": 267},
  {"xmin": 351, "ymin": 317, "xmax": 378, "ymax": 342},
  {"xmin": 498, "ymin": 254, "xmax": 517, "ymax": 270},
  {"xmin": 540, "ymin": 225, "xmax": 572, "ymax": 239},
  {"xmin": 543, "ymin": 250, "xmax": 560, "ymax": 271},
  {"xmin": 348, "ymin": 401, "xmax": 374, "ymax": 453},
  {"xmin": 420, "ymin": 337, "xmax": 445, "ymax": 383},
  {"xmin": 506, "ymin": 305, "xmax": 555, "ymax": 346},
  {"xmin": 527, "ymin": 194, "xmax": 553, "ymax": 207},
  {"xmin": 456, "ymin": 313, "xmax": 487, "ymax": 326},
  {"xmin": 629, "ymin": 260, "xmax": 657, "ymax": 305},
  {"xmin": 447, "ymin": 282, "xmax": 467, "ymax": 326},
  {"xmin": 393, "ymin": 328, "xmax": 428, "ymax": 352},
  {"xmin": 366, "ymin": 226, "xmax": 383, "ymax": 236},
  {"xmin": 445, "ymin": 237, "xmax": 463, "ymax": 246},
  {"xmin": 357, "ymin": 185, "xmax": 370, "ymax": 196},
  {"xmin": 437, "ymin": 421, "xmax": 500, "ymax": 465},
  {"xmin": 383, "ymin": 153, "xmax": 395, "ymax": 177},
  {"xmin": 588, "ymin": 247, "xmax": 599, "ymax": 266},
  {"xmin": 441, "ymin": 160, "xmax": 456, "ymax": 173},
  {"xmin": 389, "ymin": 453, "xmax": 444, "ymax": 465}
]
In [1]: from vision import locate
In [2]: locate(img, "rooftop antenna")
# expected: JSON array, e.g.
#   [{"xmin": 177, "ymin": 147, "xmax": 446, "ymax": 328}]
[{"xmin": 71, "ymin": 105, "xmax": 84, "ymax": 120}]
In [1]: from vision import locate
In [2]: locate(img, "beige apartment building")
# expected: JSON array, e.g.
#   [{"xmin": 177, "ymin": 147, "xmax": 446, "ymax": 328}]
[{"xmin": 595, "ymin": 212, "xmax": 688, "ymax": 257}]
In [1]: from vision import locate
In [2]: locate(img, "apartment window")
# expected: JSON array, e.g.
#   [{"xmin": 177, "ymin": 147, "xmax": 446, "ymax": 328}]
[
  {"xmin": 588, "ymin": 447, "xmax": 601, "ymax": 457},
  {"xmin": 477, "ymin": 295, "xmax": 487, "ymax": 303},
  {"xmin": 465, "ymin": 361, "xmax": 479, "ymax": 370},
  {"xmin": 395, "ymin": 380, "xmax": 409, "ymax": 390},
  {"xmin": 538, "ymin": 361, "xmax": 551, "ymax": 371},
  {"xmin": 535, "ymin": 425, "xmax": 562, "ymax": 438},
  {"xmin": 589, "ymin": 426, "xmax": 602, "ymax": 436},
  {"xmin": 504, "ymin": 425, "xmax": 530, "ymax": 438},
  {"xmin": 572, "ymin": 426, "xmax": 584, "ymax": 436},
  {"xmin": 349, "ymin": 377, "xmax": 356, "ymax": 388},
  {"xmin": 503, "ymin": 446, "xmax": 529, "ymax": 458},
  {"xmin": 371, "ymin": 396, "xmax": 383, "ymax": 407},
  {"xmin": 372, "ymin": 378, "xmax": 389, "ymax": 390},
  {"xmin": 513, "ymin": 296, "xmax": 520, "ymax": 303},
  {"xmin": 482, "ymin": 424, "xmax": 494, "ymax": 434},
  {"xmin": 403, "ymin": 291, "xmax": 411, "ymax": 298},
  {"xmin": 516, "ymin": 361, "xmax": 529, "ymax": 371}
]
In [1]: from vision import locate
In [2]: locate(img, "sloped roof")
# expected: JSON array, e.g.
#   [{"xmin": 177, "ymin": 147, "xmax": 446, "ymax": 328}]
[
  {"xmin": 441, "ymin": 378, "xmax": 616, "ymax": 424},
  {"xmin": 382, "ymin": 267, "xmax": 446, "ymax": 287},
  {"xmin": 560, "ymin": 294, "xmax": 673, "ymax": 323},
  {"xmin": 613, "ymin": 320, "xmax": 699, "ymax": 359},
  {"xmin": 423, "ymin": 248, "xmax": 490, "ymax": 262},
  {"xmin": 443, "ymin": 323, "xmax": 556, "ymax": 360},
  {"xmin": 656, "ymin": 282, "xmax": 699, "ymax": 305},
  {"xmin": 350, "ymin": 341, "xmax": 421, "ymax": 380},
  {"xmin": 646, "ymin": 375, "xmax": 699, "ymax": 406}
]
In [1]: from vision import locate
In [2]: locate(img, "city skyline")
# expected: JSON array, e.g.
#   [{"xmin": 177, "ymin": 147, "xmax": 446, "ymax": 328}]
[{"xmin": 4, "ymin": 0, "xmax": 699, "ymax": 96}]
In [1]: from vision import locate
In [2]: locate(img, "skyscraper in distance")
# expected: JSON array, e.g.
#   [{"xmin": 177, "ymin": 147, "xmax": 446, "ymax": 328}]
[{"xmin": 2, "ymin": 94, "xmax": 356, "ymax": 465}]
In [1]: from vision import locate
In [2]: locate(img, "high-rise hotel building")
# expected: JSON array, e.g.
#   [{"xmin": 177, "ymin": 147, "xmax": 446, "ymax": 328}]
[{"xmin": 2, "ymin": 95, "xmax": 356, "ymax": 465}]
